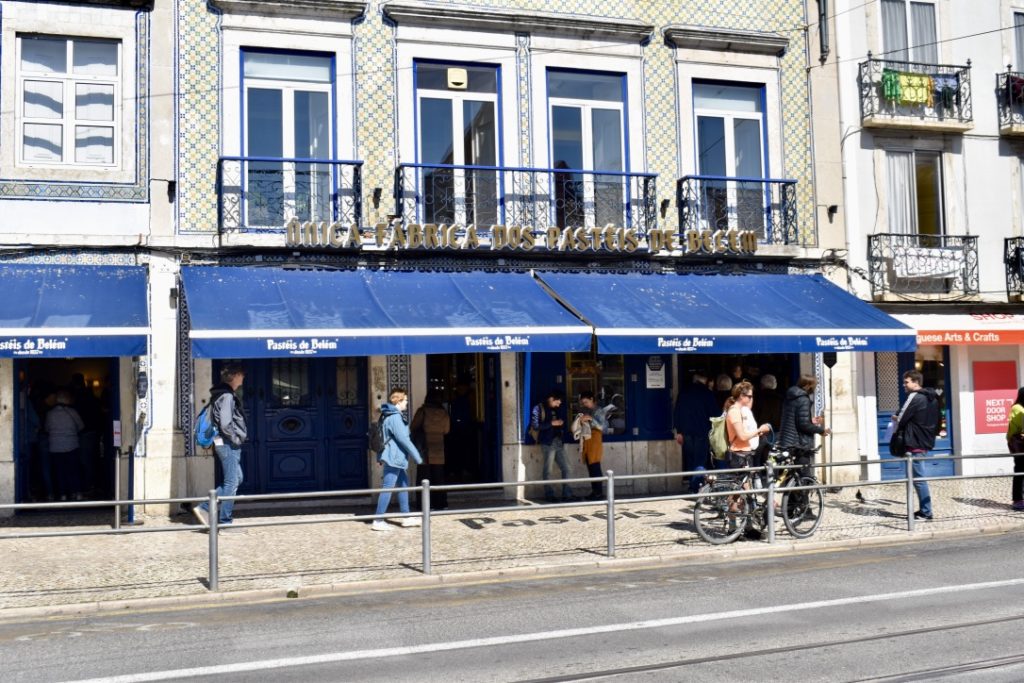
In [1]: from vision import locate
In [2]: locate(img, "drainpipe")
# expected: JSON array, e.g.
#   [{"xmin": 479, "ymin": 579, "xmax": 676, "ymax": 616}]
[{"xmin": 819, "ymin": 0, "xmax": 830, "ymax": 65}]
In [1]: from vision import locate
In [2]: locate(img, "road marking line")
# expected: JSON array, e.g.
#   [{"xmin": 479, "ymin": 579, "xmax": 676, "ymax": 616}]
[{"xmin": 67, "ymin": 577, "xmax": 1024, "ymax": 683}]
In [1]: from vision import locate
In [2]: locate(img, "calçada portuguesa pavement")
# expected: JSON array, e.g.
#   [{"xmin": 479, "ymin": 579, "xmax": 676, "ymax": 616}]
[{"xmin": 2, "ymin": 476, "xmax": 1023, "ymax": 617}]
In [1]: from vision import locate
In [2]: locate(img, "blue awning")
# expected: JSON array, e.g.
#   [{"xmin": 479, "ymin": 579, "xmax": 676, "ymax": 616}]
[
  {"xmin": 181, "ymin": 267, "xmax": 593, "ymax": 358},
  {"xmin": 537, "ymin": 272, "xmax": 916, "ymax": 354},
  {"xmin": 0, "ymin": 265, "xmax": 149, "ymax": 358}
]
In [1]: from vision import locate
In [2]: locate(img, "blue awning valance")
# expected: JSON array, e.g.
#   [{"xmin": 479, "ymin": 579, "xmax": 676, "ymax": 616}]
[
  {"xmin": 536, "ymin": 272, "xmax": 916, "ymax": 354},
  {"xmin": 0, "ymin": 265, "xmax": 149, "ymax": 358},
  {"xmin": 181, "ymin": 267, "xmax": 593, "ymax": 358}
]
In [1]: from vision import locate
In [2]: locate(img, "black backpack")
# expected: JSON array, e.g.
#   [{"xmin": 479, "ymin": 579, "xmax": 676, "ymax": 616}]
[{"xmin": 368, "ymin": 414, "xmax": 390, "ymax": 455}]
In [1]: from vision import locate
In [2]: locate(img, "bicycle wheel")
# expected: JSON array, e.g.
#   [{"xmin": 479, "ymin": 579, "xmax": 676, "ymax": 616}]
[
  {"xmin": 781, "ymin": 475, "xmax": 824, "ymax": 539},
  {"xmin": 693, "ymin": 479, "xmax": 748, "ymax": 544}
]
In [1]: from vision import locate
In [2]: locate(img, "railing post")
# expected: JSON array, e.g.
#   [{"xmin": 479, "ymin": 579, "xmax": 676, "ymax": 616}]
[
  {"xmin": 606, "ymin": 470, "xmax": 615, "ymax": 558},
  {"xmin": 421, "ymin": 479, "xmax": 431, "ymax": 575},
  {"xmin": 906, "ymin": 455, "xmax": 915, "ymax": 532},
  {"xmin": 208, "ymin": 489, "xmax": 219, "ymax": 591},
  {"xmin": 765, "ymin": 462, "xmax": 776, "ymax": 545},
  {"xmin": 112, "ymin": 449, "xmax": 121, "ymax": 530}
]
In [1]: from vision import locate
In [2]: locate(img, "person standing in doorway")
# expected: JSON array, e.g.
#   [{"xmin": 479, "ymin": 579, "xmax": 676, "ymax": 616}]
[
  {"xmin": 193, "ymin": 364, "xmax": 247, "ymax": 528},
  {"xmin": 891, "ymin": 370, "xmax": 940, "ymax": 521},
  {"xmin": 411, "ymin": 390, "xmax": 450, "ymax": 510},
  {"xmin": 372, "ymin": 388, "xmax": 423, "ymax": 531},
  {"xmin": 1006, "ymin": 386, "xmax": 1024, "ymax": 510},
  {"xmin": 673, "ymin": 371, "xmax": 718, "ymax": 475},
  {"xmin": 575, "ymin": 391, "xmax": 610, "ymax": 501},
  {"xmin": 46, "ymin": 390, "xmax": 84, "ymax": 502},
  {"xmin": 532, "ymin": 389, "xmax": 576, "ymax": 503}
]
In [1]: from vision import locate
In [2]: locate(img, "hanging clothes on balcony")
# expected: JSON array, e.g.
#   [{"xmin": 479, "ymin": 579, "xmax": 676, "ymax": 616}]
[
  {"xmin": 898, "ymin": 73, "xmax": 933, "ymax": 106},
  {"xmin": 932, "ymin": 74, "xmax": 959, "ymax": 111},
  {"xmin": 881, "ymin": 68, "xmax": 902, "ymax": 101}
]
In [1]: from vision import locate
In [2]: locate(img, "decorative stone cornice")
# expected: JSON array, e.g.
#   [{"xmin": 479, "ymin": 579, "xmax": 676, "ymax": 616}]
[
  {"xmin": 38, "ymin": 0, "xmax": 153, "ymax": 8},
  {"xmin": 209, "ymin": 0, "xmax": 367, "ymax": 21},
  {"xmin": 663, "ymin": 25, "xmax": 788, "ymax": 56},
  {"xmin": 383, "ymin": 1, "xmax": 653, "ymax": 43}
]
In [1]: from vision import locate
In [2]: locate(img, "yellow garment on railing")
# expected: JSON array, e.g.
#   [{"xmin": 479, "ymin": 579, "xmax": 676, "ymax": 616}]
[{"xmin": 898, "ymin": 73, "xmax": 933, "ymax": 106}]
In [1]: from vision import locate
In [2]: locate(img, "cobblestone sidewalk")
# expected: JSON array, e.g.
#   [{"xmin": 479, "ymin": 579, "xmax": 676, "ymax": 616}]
[{"xmin": 2, "ymin": 477, "xmax": 1022, "ymax": 612}]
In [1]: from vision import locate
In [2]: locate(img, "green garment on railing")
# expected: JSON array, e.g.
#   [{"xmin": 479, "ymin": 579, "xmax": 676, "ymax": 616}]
[{"xmin": 881, "ymin": 68, "xmax": 901, "ymax": 101}]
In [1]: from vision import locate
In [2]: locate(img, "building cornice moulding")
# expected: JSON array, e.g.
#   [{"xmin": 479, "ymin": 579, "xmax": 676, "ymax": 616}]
[
  {"xmin": 209, "ymin": 0, "xmax": 367, "ymax": 21},
  {"xmin": 32, "ymin": 0, "xmax": 153, "ymax": 8},
  {"xmin": 663, "ymin": 25, "xmax": 788, "ymax": 56},
  {"xmin": 382, "ymin": 1, "xmax": 653, "ymax": 43}
]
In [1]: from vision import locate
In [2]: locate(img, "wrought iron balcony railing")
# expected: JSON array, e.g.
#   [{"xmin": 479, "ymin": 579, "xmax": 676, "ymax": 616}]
[
  {"xmin": 394, "ymin": 163, "xmax": 657, "ymax": 233},
  {"xmin": 997, "ymin": 69, "xmax": 1024, "ymax": 133},
  {"xmin": 858, "ymin": 55, "xmax": 972, "ymax": 129},
  {"xmin": 676, "ymin": 175, "xmax": 800, "ymax": 246},
  {"xmin": 868, "ymin": 233, "xmax": 979, "ymax": 298},
  {"xmin": 217, "ymin": 156, "xmax": 363, "ymax": 233},
  {"xmin": 1006, "ymin": 237, "xmax": 1024, "ymax": 299}
]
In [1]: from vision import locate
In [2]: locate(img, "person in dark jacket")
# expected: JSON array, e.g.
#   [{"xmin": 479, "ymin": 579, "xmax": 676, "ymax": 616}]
[
  {"xmin": 193, "ymin": 363, "xmax": 247, "ymax": 528},
  {"xmin": 673, "ymin": 371, "xmax": 719, "ymax": 473},
  {"xmin": 411, "ymin": 390, "xmax": 451, "ymax": 510},
  {"xmin": 532, "ymin": 389, "xmax": 576, "ymax": 503},
  {"xmin": 892, "ymin": 370, "xmax": 940, "ymax": 521},
  {"xmin": 372, "ymin": 388, "xmax": 423, "ymax": 530},
  {"xmin": 778, "ymin": 374, "xmax": 831, "ymax": 477},
  {"xmin": 755, "ymin": 374, "xmax": 784, "ymax": 434}
]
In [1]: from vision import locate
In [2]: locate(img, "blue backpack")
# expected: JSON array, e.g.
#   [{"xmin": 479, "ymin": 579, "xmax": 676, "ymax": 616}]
[{"xmin": 195, "ymin": 404, "xmax": 219, "ymax": 448}]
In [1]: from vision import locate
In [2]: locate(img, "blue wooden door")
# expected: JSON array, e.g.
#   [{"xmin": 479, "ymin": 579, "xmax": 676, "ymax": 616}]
[{"xmin": 233, "ymin": 358, "xmax": 367, "ymax": 494}]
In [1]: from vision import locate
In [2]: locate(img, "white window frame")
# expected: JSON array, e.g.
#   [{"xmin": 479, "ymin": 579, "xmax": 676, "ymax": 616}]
[
  {"xmin": 883, "ymin": 147, "xmax": 945, "ymax": 235},
  {"xmin": 880, "ymin": 0, "xmax": 939, "ymax": 63},
  {"xmin": 0, "ymin": 3, "xmax": 137, "ymax": 183},
  {"xmin": 693, "ymin": 95, "xmax": 766, "ymax": 179},
  {"xmin": 16, "ymin": 35, "xmax": 122, "ymax": 169},
  {"xmin": 415, "ymin": 70, "xmax": 501, "ymax": 225}
]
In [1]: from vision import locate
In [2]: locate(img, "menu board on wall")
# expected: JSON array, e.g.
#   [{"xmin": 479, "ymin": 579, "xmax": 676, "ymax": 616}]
[{"xmin": 973, "ymin": 361, "xmax": 1019, "ymax": 434}]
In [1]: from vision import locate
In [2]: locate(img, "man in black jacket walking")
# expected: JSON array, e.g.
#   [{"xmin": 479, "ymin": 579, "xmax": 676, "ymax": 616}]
[
  {"xmin": 892, "ymin": 370, "xmax": 940, "ymax": 520},
  {"xmin": 778, "ymin": 374, "xmax": 831, "ymax": 477}
]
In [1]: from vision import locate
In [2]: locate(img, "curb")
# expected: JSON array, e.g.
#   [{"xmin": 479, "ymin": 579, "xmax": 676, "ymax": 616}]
[{"xmin": 2, "ymin": 521, "xmax": 1020, "ymax": 622}]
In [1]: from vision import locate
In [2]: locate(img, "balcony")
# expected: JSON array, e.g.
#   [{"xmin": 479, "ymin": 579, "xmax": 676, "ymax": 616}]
[
  {"xmin": 858, "ymin": 56, "xmax": 973, "ymax": 132},
  {"xmin": 217, "ymin": 156, "xmax": 363, "ymax": 233},
  {"xmin": 868, "ymin": 233, "xmax": 979, "ymax": 299},
  {"xmin": 676, "ymin": 175, "xmax": 801, "ymax": 246},
  {"xmin": 1006, "ymin": 237, "xmax": 1024, "ymax": 300},
  {"xmin": 394, "ymin": 163, "xmax": 657, "ymax": 233},
  {"xmin": 997, "ymin": 70, "xmax": 1024, "ymax": 136}
]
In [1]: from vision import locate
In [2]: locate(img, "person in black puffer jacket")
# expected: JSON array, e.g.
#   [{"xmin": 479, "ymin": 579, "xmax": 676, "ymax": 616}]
[
  {"xmin": 778, "ymin": 374, "xmax": 831, "ymax": 475},
  {"xmin": 892, "ymin": 370, "xmax": 940, "ymax": 521}
]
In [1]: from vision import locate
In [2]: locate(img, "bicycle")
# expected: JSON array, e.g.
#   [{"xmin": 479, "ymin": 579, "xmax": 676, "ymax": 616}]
[{"xmin": 692, "ymin": 445, "xmax": 825, "ymax": 545}]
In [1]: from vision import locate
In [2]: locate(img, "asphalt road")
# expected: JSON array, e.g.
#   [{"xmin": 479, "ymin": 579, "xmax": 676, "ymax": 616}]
[{"xmin": 4, "ymin": 531, "xmax": 1024, "ymax": 682}]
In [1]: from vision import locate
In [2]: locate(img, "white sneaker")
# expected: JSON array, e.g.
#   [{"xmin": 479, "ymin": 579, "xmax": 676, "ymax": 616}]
[
  {"xmin": 401, "ymin": 516, "xmax": 422, "ymax": 528},
  {"xmin": 370, "ymin": 520, "xmax": 391, "ymax": 531}
]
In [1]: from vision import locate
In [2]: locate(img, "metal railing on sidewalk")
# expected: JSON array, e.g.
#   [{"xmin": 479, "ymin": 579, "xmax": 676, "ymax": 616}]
[{"xmin": 0, "ymin": 452, "xmax": 1019, "ymax": 592}]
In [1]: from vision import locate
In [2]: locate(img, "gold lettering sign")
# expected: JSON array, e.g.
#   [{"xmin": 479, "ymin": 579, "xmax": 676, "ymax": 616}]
[{"xmin": 284, "ymin": 218, "xmax": 757, "ymax": 256}]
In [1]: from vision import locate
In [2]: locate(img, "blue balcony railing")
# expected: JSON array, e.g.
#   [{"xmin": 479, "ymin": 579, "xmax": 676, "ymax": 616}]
[
  {"xmin": 394, "ymin": 163, "xmax": 658, "ymax": 233},
  {"xmin": 858, "ymin": 55, "xmax": 972, "ymax": 127},
  {"xmin": 217, "ymin": 156, "xmax": 363, "ymax": 233},
  {"xmin": 868, "ymin": 233, "xmax": 979, "ymax": 298},
  {"xmin": 676, "ymin": 175, "xmax": 800, "ymax": 245}
]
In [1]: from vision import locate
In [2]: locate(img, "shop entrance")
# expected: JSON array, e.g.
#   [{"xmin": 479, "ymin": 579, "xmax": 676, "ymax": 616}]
[
  {"xmin": 219, "ymin": 357, "xmax": 369, "ymax": 494},
  {"xmin": 875, "ymin": 347, "xmax": 955, "ymax": 480},
  {"xmin": 426, "ymin": 353, "xmax": 501, "ymax": 483},
  {"xmin": 14, "ymin": 358, "xmax": 120, "ymax": 504}
]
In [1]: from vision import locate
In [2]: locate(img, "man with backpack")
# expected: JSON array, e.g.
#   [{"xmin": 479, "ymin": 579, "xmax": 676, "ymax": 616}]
[
  {"xmin": 531, "ymin": 390, "xmax": 576, "ymax": 503},
  {"xmin": 891, "ymin": 370, "xmax": 940, "ymax": 521},
  {"xmin": 192, "ymin": 363, "xmax": 247, "ymax": 529},
  {"xmin": 371, "ymin": 388, "xmax": 423, "ymax": 531}
]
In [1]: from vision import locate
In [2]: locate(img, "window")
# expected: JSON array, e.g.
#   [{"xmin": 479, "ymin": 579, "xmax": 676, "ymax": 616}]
[
  {"xmin": 566, "ymin": 353, "xmax": 627, "ymax": 436},
  {"xmin": 335, "ymin": 358, "xmax": 361, "ymax": 406},
  {"xmin": 17, "ymin": 35, "xmax": 120, "ymax": 167},
  {"xmin": 881, "ymin": 0, "xmax": 937, "ymax": 63},
  {"xmin": 415, "ymin": 62, "xmax": 500, "ymax": 226},
  {"xmin": 271, "ymin": 359, "xmax": 310, "ymax": 407},
  {"xmin": 886, "ymin": 150, "xmax": 943, "ymax": 234},
  {"xmin": 547, "ymin": 69, "xmax": 626, "ymax": 228},
  {"xmin": 242, "ymin": 50, "xmax": 334, "ymax": 227},
  {"xmin": 693, "ymin": 82, "xmax": 766, "ymax": 235},
  {"xmin": 1016, "ymin": 12, "xmax": 1024, "ymax": 72}
]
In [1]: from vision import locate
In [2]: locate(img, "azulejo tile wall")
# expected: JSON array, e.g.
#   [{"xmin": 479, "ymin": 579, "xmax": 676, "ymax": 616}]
[{"xmin": 177, "ymin": 0, "xmax": 813, "ymax": 242}]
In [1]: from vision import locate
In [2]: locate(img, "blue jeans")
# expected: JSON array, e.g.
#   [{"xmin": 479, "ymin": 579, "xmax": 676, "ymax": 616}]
[
  {"xmin": 375, "ymin": 465, "xmax": 410, "ymax": 516},
  {"xmin": 911, "ymin": 451, "xmax": 932, "ymax": 517},
  {"xmin": 542, "ymin": 438, "xmax": 573, "ymax": 500},
  {"xmin": 199, "ymin": 443, "xmax": 243, "ymax": 524}
]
